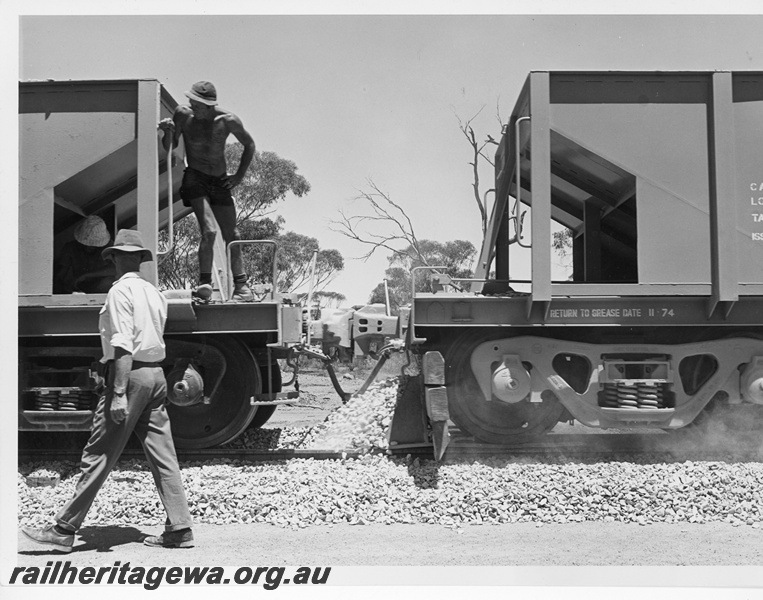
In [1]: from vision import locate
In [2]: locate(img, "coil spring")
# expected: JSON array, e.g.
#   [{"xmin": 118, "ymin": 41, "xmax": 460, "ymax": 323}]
[
  {"xmin": 34, "ymin": 390, "xmax": 58, "ymax": 411},
  {"xmin": 601, "ymin": 382, "xmax": 667, "ymax": 409},
  {"xmin": 34, "ymin": 388, "xmax": 94, "ymax": 411}
]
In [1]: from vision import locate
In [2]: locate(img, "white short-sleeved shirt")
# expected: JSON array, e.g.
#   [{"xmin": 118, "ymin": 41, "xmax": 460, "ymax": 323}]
[{"xmin": 98, "ymin": 272, "xmax": 167, "ymax": 363}]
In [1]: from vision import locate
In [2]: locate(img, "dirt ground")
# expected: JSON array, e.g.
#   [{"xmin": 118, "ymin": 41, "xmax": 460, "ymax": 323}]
[
  {"xmin": 266, "ymin": 359, "xmax": 402, "ymax": 428},
  {"xmin": 266, "ymin": 368, "xmax": 357, "ymax": 428},
  {"xmin": 15, "ymin": 521, "xmax": 763, "ymax": 569}
]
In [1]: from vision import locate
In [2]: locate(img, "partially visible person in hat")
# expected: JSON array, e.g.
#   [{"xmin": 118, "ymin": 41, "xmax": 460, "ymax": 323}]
[
  {"xmin": 158, "ymin": 80, "xmax": 256, "ymax": 303},
  {"xmin": 22, "ymin": 229, "xmax": 194, "ymax": 552},
  {"xmin": 54, "ymin": 215, "xmax": 116, "ymax": 294}
]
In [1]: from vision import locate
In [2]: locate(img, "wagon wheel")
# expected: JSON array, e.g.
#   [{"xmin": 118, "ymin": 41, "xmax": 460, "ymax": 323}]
[
  {"xmin": 164, "ymin": 334, "xmax": 262, "ymax": 449},
  {"xmin": 445, "ymin": 332, "xmax": 565, "ymax": 445},
  {"xmin": 681, "ymin": 331, "xmax": 763, "ymax": 436}
]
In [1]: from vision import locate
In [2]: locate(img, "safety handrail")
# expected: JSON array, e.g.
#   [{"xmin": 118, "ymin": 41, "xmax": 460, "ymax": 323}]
[
  {"xmin": 226, "ymin": 239, "xmax": 279, "ymax": 301},
  {"xmin": 483, "ymin": 188, "xmax": 495, "ymax": 221},
  {"xmin": 514, "ymin": 116, "xmax": 531, "ymax": 248},
  {"xmin": 431, "ymin": 277, "xmax": 530, "ymax": 285},
  {"xmin": 409, "ymin": 265, "xmax": 447, "ymax": 344},
  {"xmin": 157, "ymin": 142, "xmax": 174, "ymax": 261}
]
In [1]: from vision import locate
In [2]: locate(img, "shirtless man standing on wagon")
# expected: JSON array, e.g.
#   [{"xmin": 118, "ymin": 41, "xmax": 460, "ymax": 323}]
[{"xmin": 159, "ymin": 80, "xmax": 255, "ymax": 302}]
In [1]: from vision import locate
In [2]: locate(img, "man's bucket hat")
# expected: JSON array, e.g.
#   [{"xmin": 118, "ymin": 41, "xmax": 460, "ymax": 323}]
[
  {"xmin": 184, "ymin": 81, "xmax": 218, "ymax": 106},
  {"xmin": 74, "ymin": 215, "xmax": 110, "ymax": 247},
  {"xmin": 101, "ymin": 229, "xmax": 153, "ymax": 263}
]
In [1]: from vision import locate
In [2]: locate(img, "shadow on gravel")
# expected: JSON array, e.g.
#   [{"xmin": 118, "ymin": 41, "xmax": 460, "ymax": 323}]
[
  {"xmin": 73, "ymin": 526, "xmax": 145, "ymax": 553},
  {"xmin": 18, "ymin": 548, "xmax": 73, "ymax": 557},
  {"xmin": 407, "ymin": 459, "xmax": 442, "ymax": 489},
  {"xmin": 18, "ymin": 526, "xmax": 145, "ymax": 555}
]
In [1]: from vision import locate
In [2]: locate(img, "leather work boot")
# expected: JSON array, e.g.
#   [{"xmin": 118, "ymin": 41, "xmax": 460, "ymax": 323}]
[
  {"xmin": 192, "ymin": 283, "xmax": 213, "ymax": 301},
  {"xmin": 143, "ymin": 527, "xmax": 194, "ymax": 548},
  {"xmin": 230, "ymin": 282, "xmax": 255, "ymax": 303},
  {"xmin": 21, "ymin": 525, "xmax": 74, "ymax": 553}
]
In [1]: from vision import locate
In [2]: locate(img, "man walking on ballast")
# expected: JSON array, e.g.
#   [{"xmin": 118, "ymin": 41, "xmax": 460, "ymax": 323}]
[
  {"xmin": 159, "ymin": 80, "xmax": 255, "ymax": 302},
  {"xmin": 21, "ymin": 230, "xmax": 194, "ymax": 551}
]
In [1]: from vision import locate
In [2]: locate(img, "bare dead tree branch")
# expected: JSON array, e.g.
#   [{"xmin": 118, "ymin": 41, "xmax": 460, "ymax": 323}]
[
  {"xmin": 454, "ymin": 106, "xmax": 491, "ymax": 236},
  {"xmin": 495, "ymin": 96, "xmax": 505, "ymax": 130},
  {"xmin": 236, "ymin": 205, "xmax": 278, "ymax": 225},
  {"xmin": 329, "ymin": 179, "xmax": 430, "ymax": 264},
  {"xmin": 332, "ymin": 208, "xmax": 411, "ymax": 261},
  {"xmin": 451, "ymin": 100, "xmax": 515, "ymax": 242}
]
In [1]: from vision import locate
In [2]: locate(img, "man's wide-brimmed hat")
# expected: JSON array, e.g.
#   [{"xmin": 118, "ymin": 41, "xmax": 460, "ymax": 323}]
[
  {"xmin": 184, "ymin": 81, "xmax": 218, "ymax": 106},
  {"xmin": 74, "ymin": 215, "xmax": 110, "ymax": 247},
  {"xmin": 101, "ymin": 229, "xmax": 153, "ymax": 263}
]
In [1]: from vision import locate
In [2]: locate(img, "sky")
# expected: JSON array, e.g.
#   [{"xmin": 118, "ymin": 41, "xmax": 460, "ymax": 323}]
[{"xmin": 11, "ymin": 3, "xmax": 763, "ymax": 305}]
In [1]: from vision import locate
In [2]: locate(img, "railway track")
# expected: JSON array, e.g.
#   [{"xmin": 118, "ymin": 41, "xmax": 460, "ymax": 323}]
[{"xmin": 18, "ymin": 430, "xmax": 763, "ymax": 464}]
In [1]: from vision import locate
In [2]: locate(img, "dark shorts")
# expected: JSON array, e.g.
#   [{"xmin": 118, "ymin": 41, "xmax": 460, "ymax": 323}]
[{"xmin": 179, "ymin": 167, "xmax": 234, "ymax": 208}]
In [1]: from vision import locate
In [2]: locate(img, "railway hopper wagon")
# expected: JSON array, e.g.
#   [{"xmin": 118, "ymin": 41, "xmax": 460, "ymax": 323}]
[
  {"xmin": 387, "ymin": 71, "xmax": 763, "ymax": 458},
  {"xmin": 17, "ymin": 79, "xmax": 312, "ymax": 449}
]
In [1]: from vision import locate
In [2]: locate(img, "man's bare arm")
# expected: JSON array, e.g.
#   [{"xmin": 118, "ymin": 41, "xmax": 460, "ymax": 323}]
[{"xmin": 221, "ymin": 114, "xmax": 255, "ymax": 189}]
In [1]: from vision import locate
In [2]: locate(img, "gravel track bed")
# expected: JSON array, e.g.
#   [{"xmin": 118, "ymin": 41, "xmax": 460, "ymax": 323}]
[
  {"xmin": 18, "ymin": 378, "xmax": 763, "ymax": 530},
  {"xmin": 18, "ymin": 453, "xmax": 763, "ymax": 530}
]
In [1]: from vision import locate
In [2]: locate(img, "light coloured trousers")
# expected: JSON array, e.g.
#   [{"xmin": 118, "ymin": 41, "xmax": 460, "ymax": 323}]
[{"xmin": 56, "ymin": 365, "xmax": 193, "ymax": 532}]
